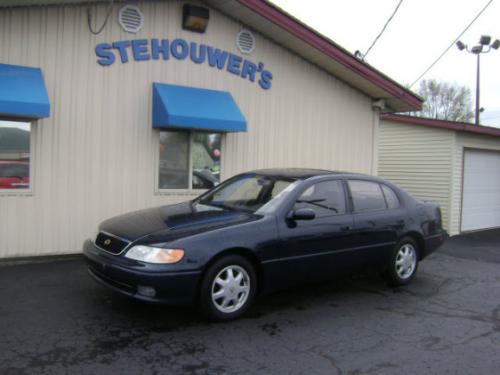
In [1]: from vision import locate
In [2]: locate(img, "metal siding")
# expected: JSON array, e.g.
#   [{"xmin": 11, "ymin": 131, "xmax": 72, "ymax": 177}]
[
  {"xmin": 378, "ymin": 121, "xmax": 454, "ymax": 232},
  {"xmin": 0, "ymin": 1, "xmax": 374, "ymax": 257},
  {"xmin": 449, "ymin": 133, "xmax": 500, "ymax": 235}
]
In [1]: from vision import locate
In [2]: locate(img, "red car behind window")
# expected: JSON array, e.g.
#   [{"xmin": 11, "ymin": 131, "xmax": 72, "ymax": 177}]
[{"xmin": 0, "ymin": 161, "xmax": 30, "ymax": 189}]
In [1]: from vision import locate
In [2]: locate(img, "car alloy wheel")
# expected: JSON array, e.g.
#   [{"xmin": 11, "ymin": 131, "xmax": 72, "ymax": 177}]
[
  {"xmin": 384, "ymin": 237, "xmax": 419, "ymax": 286},
  {"xmin": 395, "ymin": 243, "xmax": 417, "ymax": 280},
  {"xmin": 200, "ymin": 255, "xmax": 256, "ymax": 321},
  {"xmin": 211, "ymin": 265, "xmax": 250, "ymax": 313}
]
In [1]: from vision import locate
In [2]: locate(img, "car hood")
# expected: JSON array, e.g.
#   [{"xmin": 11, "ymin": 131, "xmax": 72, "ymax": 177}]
[{"xmin": 99, "ymin": 201, "xmax": 260, "ymax": 242}]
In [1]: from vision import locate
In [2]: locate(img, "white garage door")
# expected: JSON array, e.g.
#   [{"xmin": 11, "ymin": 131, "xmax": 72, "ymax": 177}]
[{"xmin": 461, "ymin": 149, "xmax": 500, "ymax": 231}]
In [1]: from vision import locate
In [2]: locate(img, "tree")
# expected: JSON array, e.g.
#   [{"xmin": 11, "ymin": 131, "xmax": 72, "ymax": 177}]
[{"xmin": 413, "ymin": 79, "xmax": 474, "ymax": 122}]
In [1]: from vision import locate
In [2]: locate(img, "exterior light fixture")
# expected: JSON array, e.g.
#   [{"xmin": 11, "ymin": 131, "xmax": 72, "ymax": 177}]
[
  {"xmin": 479, "ymin": 35, "xmax": 491, "ymax": 45},
  {"xmin": 182, "ymin": 4, "xmax": 209, "ymax": 33},
  {"xmin": 471, "ymin": 45, "xmax": 483, "ymax": 54},
  {"xmin": 456, "ymin": 41, "xmax": 466, "ymax": 51},
  {"xmin": 456, "ymin": 35, "xmax": 499, "ymax": 125}
]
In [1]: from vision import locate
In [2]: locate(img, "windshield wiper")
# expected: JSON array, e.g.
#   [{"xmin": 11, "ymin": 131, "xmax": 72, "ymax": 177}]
[{"xmin": 296, "ymin": 199, "xmax": 339, "ymax": 213}]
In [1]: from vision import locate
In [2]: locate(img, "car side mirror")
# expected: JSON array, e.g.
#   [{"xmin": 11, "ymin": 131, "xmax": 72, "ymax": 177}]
[{"xmin": 287, "ymin": 208, "xmax": 316, "ymax": 221}]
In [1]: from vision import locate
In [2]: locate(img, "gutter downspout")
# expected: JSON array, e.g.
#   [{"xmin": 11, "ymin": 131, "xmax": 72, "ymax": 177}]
[{"xmin": 371, "ymin": 108, "xmax": 380, "ymax": 176}]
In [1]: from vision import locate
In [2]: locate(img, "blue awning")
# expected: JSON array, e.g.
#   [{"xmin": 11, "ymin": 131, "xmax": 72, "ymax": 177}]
[
  {"xmin": 152, "ymin": 83, "xmax": 247, "ymax": 132},
  {"xmin": 0, "ymin": 64, "xmax": 50, "ymax": 119}
]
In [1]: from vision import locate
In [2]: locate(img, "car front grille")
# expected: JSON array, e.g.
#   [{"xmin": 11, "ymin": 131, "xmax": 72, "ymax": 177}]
[{"xmin": 95, "ymin": 232, "xmax": 130, "ymax": 254}]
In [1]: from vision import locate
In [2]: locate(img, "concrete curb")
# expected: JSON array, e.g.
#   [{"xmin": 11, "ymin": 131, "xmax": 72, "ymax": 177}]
[{"xmin": 0, "ymin": 253, "xmax": 83, "ymax": 267}]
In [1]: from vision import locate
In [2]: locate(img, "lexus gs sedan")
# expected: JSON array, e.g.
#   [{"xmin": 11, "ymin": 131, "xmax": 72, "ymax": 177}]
[{"xmin": 83, "ymin": 169, "xmax": 446, "ymax": 320}]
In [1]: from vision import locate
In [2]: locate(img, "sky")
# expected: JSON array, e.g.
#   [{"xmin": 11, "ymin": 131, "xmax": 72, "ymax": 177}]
[{"xmin": 270, "ymin": 0, "xmax": 500, "ymax": 128}]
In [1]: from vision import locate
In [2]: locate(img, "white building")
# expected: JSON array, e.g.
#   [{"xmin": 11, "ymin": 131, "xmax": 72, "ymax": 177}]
[
  {"xmin": 380, "ymin": 114, "xmax": 500, "ymax": 235},
  {"xmin": 0, "ymin": 0, "xmax": 421, "ymax": 258}
]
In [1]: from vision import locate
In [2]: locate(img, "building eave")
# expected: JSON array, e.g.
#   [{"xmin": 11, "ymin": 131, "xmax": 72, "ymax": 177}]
[
  {"xmin": 230, "ymin": 0, "xmax": 422, "ymax": 112},
  {"xmin": 382, "ymin": 114, "xmax": 500, "ymax": 138}
]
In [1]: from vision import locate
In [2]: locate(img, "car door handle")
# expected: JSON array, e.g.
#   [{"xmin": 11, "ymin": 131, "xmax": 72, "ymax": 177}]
[{"xmin": 340, "ymin": 225, "xmax": 351, "ymax": 232}]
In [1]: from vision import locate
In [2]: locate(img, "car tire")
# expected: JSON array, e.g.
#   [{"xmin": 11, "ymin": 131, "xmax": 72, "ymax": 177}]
[
  {"xmin": 384, "ymin": 237, "xmax": 419, "ymax": 287},
  {"xmin": 199, "ymin": 255, "xmax": 257, "ymax": 321}
]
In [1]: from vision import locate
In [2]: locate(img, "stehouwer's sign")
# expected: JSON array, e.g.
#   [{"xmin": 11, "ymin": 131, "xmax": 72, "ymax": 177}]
[{"xmin": 95, "ymin": 38, "xmax": 273, "ymax": 90}]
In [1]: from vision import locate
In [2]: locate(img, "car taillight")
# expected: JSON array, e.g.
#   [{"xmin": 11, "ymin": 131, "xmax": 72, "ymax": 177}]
[{"xmin": 436, "ymin": 207, "xmax": 442, "ymax": 227}]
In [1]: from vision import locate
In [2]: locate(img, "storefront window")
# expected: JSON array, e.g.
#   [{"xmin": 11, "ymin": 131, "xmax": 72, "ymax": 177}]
[
  {"xmin": 159, "ymin": 131, "xmax": 222, "ymax": 190},
  {"xmin": 159, "ymin": 131, "xmax": 190, "ymax": 189},
  {"xmin": 0, "ymin": 120, "xmax": 31, "ymax": 190}
]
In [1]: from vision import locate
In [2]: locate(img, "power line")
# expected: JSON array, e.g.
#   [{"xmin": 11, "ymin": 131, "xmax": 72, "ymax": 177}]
[
  {"xmin": 363, "ymin": 0, "xmax": 404, "ymax": 59},
  {"xmin": 409, "ymin": 0, "xmax": 494, "ymax": 88},
  {"xmin": 87, "ymin": 0, "xmax": 114, "ymax": 35}
]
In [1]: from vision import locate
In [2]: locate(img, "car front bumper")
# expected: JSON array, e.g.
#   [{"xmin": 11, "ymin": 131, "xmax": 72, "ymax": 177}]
[{"xmin": 83, "ymin": 240, "xmax": 202, "ymax": 305}]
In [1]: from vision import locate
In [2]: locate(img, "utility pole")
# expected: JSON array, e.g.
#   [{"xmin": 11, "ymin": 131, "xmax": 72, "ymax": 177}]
[{"xmin": 475, "ymin": 53, "xmax": 480, "ymax": 126}]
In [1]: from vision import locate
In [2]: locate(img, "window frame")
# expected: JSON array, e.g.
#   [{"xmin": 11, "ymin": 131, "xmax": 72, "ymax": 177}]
[
  {"xmin": 154, "ymin": 130, "xmax": 224, "ymax": 195},
  {"xmin": 0, "ymin": 118, "xmax": 35, "ymax": 196}
]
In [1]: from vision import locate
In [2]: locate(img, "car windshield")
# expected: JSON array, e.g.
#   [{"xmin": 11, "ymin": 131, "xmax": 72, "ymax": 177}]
[{"xmin": 195, "ymin": 174, "xmax": 299, "ymax": 213}]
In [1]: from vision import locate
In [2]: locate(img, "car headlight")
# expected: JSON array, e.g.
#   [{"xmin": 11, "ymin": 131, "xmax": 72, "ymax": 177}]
[{"xmin": 125, "ymin": 245, "xmax": 185, "ymax": 264}]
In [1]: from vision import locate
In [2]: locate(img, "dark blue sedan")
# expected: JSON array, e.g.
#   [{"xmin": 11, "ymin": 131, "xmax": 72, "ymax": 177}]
[{"xmin": 83, "ymin": 169, "xmax": 446, "ymax": 320}]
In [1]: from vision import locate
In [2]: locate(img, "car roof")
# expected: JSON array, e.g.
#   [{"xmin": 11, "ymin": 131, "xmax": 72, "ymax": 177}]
[{"xmin": 249, "ymin": 168, "xmax": 367, "ymax": 180}]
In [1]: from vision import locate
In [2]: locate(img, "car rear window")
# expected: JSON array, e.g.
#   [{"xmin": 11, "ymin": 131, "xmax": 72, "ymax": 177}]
[
  {"xmin": 348, "ymin": 180, "xmax": 386, "ymax": 212},
  {"xmin": 381, "ymin": 184, "xmax": 400, "ymax": 209}
]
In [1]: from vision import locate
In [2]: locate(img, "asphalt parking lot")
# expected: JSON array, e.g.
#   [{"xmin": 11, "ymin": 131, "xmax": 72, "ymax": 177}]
[{"xmin": 1, "ymin": 230, "xmax": 499, "ymax": 375}]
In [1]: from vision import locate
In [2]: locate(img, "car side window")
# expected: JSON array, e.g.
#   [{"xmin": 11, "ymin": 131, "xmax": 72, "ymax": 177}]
[
  {"xmin": 295, "ymin": 180, "xmax": 346, "ymax": 217},
  {"xmin": 348, "ymin": 180, "xmax": 387, "ymax": 212},
  {"xmin": 381, "ymin": 184, "xmax": 400, "ymax": 209}
]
